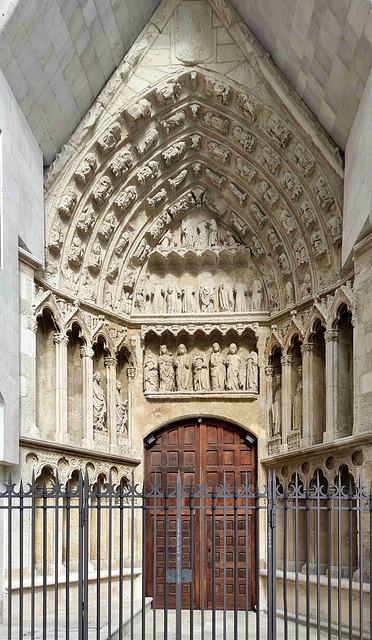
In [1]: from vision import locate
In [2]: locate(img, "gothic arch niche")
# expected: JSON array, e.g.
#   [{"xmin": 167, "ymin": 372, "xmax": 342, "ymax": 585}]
[
  {"xmin": 335, "ymin": 305, "xmax": 353, "ymax": 437},
  {"xmin": 36, "ymin": 309, "xmax": 58, "ymax": 441},
  {"xmin": 66, "ymin": 323, "xmax": 84, "ymax": 445},
  {"xmin": 311, "ymin": 321, "xmax": 326, "ymax": 444}
]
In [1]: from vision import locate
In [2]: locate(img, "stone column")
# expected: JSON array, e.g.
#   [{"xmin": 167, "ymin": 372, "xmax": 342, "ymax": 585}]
[
  {"xmin": 324, "ymin": 329, "xmax": 340, "ymax": 442},
  {"xmin": 265, "ymin": 365, "xmax": 275, "ymax": 437},
  {"xmin": 80, "ymin": 346, "xmax": 94, "ymax": 447},
  {"xmin": 105, "ymin": 356, "xmax": 118, "ymax": 452},
  {"xmin": 126, "ymin": 367, "xmax": 136, "ymax": 444},
  {"xmin": 301, "ymin": 343, "xmax": 315, "ymax": 447},
  {"xmin": 53, "ymin": 333, "xmax": 69, "ymax": 443},
  {"xmin": 281, "ymin": 355, "xmax": 293, "ymax": 452}
]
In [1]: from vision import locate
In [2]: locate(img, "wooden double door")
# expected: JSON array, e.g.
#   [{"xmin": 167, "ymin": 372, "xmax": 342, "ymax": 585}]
[{"xmin": 145, "ymin": 417, "xmax": 257, "ymax": 610}]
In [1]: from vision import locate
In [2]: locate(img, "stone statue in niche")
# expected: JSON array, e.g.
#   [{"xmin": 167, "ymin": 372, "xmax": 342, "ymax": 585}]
[
  {"xmin": 271, "ymin": 374, "xmax": 282, "ymax": 437},
  {"xmin": 199, "ymin": 280, "xmax": 215, "ymax": 312},
  {"xmin": 115, "ymin": 232, "xmax": 130, "ymax": 257},
  {"xmin": 246, "ymin": 352, "xmax": 258, "ymax": 392},
  {"xmin": 158, "ymin": 345, "xmax": 175, "ymax": 392},
  {"xmin": 121, "ymin": 291, "xmax": 133, "ymax": 315},
  {"xmin": 259, "ymin": 146, "xmax": 281, "ymax": 175},
  {"xmin": 136, "ymin": 161, "xmax": 159, "ymax": 185},
  {"xmin": 162, "ymin": 142, "xmax": 187, "ymax": 166},
  {"xmin": 267, "ymin": 227, "xmax": 282, "ymax": 249},
  {"xmin": 206, "ymin": 168, "xmax": 226, "ymax": 190},
  {"xmin": 278, "ymin": 252, "xmax": 291, "ymax": 275},
  {"xmin": 250, "ymin": 202, "xmax": 268, "ymax": 229},
  {"xmin": 195, "ymin": 219, "xmax": 209, "ymax": 249},
  {"xmin": 204, "ymin": 111, "xmax": 230, "ymax": 134},
  {"xmin": 136, "ymin": 128, "xmax": 159, "ymax": 156},
  {"xmin": 175, "ymin": 344, "xmax": 192, "ymax": 391},
  {"xmin": 168, "ymin": 169, "xmax": 187, "ymax": 190},
  {"xmin": 104, "ymin": 291, "xmax": 113, "ymax": 309},
  {"xmin": 114, "ymin": 186, "xmax": 137, "ymax": 213},
  {"xmin": 93, "ymin": 372, "xmax": 107, "ymax": 431},
  {"xmin": 234, "ymin": 283, "xmax": 248, "ymax": 312},
  {"xmin": 147, "ymin": 189, "xmax": 167, "ymax": 209},
  {"xmin": 292, "ymin": 143, "xmax": 315, "ymax": 177},
  {"xmin": 133, "ymin": 238, "xmax": 150, "ymax": 264},
  {"xmin": 192, "ymin": 351, "xmax": 210, "ymax": 391},
  {"xmin": 285, "ymin": 281, "xmax": 295, "ymax": 305},
  {"xmin": 232, "ymin": 126, "xmax": 257, "ymax": 152},
  {"xmin": 134, "ymin": 286, "xmax": 146, "ymax": 313},
  {"xmin": 98, "ymin": 213, "xmax": 115, "ymax": 242},
  {"xmin": 236, "ymin": 157, "xmax": 257, "ymax": 183},
  {"xmin": 210, "ymin": 343, "xmax": 226, "ymax": 391},
  {"xmin": 267, "ymin": 114, "xmax": 291, "ymax": 147},
  {"xmin": 250, "ymin": 280, "xmax": 263, "ymax": 311},
  {"xmin": 68, "ymin": 236, "xmax": 84, "ymax": 267},
  {"xmin": 181, "ymin": 218, "xmax": 194, "ymax": 248},
  {"xmin": 182, "ymin": 285, "xmax": 197, "ymax": 313},
  {"xmin": 294, "ymin": 239, "xmax": 309, "ymax": 265},
  {"xmin": 77, "ymin": 205, "xmax": 95, "ymax": 236},
  {"xmin": 208, "ymin": 141, "xmax": 230, "ymax": 165},
  {"xmin": 106, "ymin": 258, "xmax": 119, "ymax": 284},
  {"xmin": 257, "ymin": 180, "xmax": 279, "ymax": 209},
  {"xmin": 292, "ymin": 367, "xmax": 303, "ymax": 433},
  {"xmin": 209, "ymin": 219, "xmax": 218, "ymax": 247},
  {"xmin": 226, "ymin": 343, "xmax": 243, "ymax": 391},
  {"xmin": 281, "ymin": 171, "xmax": 302, "ymax": 201},
  {"xmin": 144, "ymin": 352, "xmax": 159, "ymax": 392},
  {"xmin": 166, "ymin": 283, "xmax": 181, "ymax": 313},
  {"xmin": 236, "ymin": 92, "xmax": 257, "ymax": 122},
  {"xmin": 152, "ymin": 281, "xmax": 165, "ymax": 314},
  {"xmin": 116, "ymin": 381, "xmax": 128, "ymax": 436},
  {"xmin": 219, "ymin": 277, "xmax": 234, "ymax": 312},
  {"xmin": 311, "ymin": 230, "xmax": 327, "ymax": 257}
]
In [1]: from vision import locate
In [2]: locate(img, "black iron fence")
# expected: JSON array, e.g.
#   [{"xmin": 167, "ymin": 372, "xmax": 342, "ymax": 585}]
[{"xmin": 0, "ymin": 471, "xmax": 371, "ymax": 639}]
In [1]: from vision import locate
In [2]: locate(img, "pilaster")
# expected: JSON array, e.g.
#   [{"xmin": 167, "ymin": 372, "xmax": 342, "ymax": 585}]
[
  {"xmin": 281, "ymin": 355, "xmax": 293, "ymax": 453},
  {"xmin": 265, "ymin": 365, "xmax": 275, "ymax": 438},
  {"xmin": 126, "ymin": 367, "xmax": 136, "ymax": 444},
  {"xmin": 301, "ymin": 343, "xmax": 315, "ymax": 447},
  {"xmin": 53, "ymin": 333, "xmax": 69, "ymax": 443},
  {"xmin": 80, "ymin": 346, "xmax": 94, "ymax": 448},
  {"xmin": 105, "ymin": 356, "xmax": 118, "ymax": 452},
  {"xmin": 324, "ymin": 330, "xmax": 340, "ymax": 443}
]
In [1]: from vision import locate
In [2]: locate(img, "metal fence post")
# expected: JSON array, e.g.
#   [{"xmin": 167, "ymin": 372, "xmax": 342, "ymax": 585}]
[{"xmin": 176, "ymin": 470, "xmax": 182, "ymax": 640}]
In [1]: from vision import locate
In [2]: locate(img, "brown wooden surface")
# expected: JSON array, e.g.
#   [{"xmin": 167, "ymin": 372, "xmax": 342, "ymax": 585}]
[{"xmin": 145, "ymin": 417, "xmax": 256, "ymax": 610}]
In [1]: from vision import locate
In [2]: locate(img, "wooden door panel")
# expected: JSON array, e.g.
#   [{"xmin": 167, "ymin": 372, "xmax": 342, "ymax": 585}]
[{"xmin": 145, "ymin": 418, "xmax": 256, "ymax": 610}]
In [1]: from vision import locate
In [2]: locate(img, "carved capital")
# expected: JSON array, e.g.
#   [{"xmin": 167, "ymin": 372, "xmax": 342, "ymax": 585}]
[
  {"xmin": 281, "ymin": 354, "xmax": 294, "ymax": 367},
  {"xmin": 324, "ymin": 329, "xmax": 339, "ymax": 343},
  {"xmin": 265, "ymin": 365, "xmax": 275, "ymax": 377},
  {"xmin": 301, "ymin": 342, "xmax": 314, "ymax": 355},
  {"xmin": 104, "ymin": 356, "xmax": 118, "ymax": 369},
  {"xmin": 126, "ymin": 367, "xmax": 136, "ymax": 382},
  {"xmin": 53, "ymin": 333, "xmax": 69, "ymax": 346},
  {"xmin": 80, "ymin": 346, "xmax": 94, "ymax": 359}
]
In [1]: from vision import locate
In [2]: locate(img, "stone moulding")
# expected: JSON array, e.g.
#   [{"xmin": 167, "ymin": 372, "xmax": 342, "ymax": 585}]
[
  {"xmin": 144, "ymin": 391, "xmax": 259, "ymax": 401},
  {"xmin": 141, "ymin": 322, "xmax": 260, "ymax": 338}
]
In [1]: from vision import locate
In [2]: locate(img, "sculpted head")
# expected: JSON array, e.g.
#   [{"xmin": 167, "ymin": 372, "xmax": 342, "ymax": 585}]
[
  {"xmin": 178, "ymin": 344, "xmax": 187, "ymax": 355},
  {"xmin": 229, "ymin": 343, "xmax": 237, "ymax": 354},
  {"xmin": 116, "ymin": 380, "xmax": 122, "ymax": 391},
  {"xmin": 297, "ymin": 366, "xmax": 302, "ymax": 378},
  {"xmin": 93, "ymin": 371, "xmax": 101, "ymax": 383},
  {"xmin": 212, "ymin": 343, "xmax": 220, "ymax": 353},
  {"xmin": 159, "ymin": 344, "xmax": 168, "ymax": 355},
  {"xmin": 275, "ymin": 374, "xmax": 281, "ymax": 387}
]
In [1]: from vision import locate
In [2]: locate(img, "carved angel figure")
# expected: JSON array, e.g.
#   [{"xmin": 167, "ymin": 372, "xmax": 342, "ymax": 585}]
[
  {"xmin": 116, "ymin": 381, "xmax": 128, "ymax": 436},
  {"xmin": 210, "ymin": 343, "xmax": 226, "ymax": 391},
  {"xmin": 192, "ymin": 351, "xmax": 210, "ymax": 391},
  {"xmin": 158, "ymin": 345, "xmax": 175, "ymax": 392},
  {"xmin": 226, "ymin": 344, "xmax": 243, "ymax": 391},
  {"xmin": 144, "ymin": 352, "xmax": 159, "ymax": 392},
  {"xmin": 246, "ymin": 352, "xmax": 258, "ymax": 392},
  {"xmin": 93, "ymin": 372, "xmax": 107, "ymax": 431},
  {"xmin": 175, "ymin": 344, "xmax": 192, "ymax": 391}
]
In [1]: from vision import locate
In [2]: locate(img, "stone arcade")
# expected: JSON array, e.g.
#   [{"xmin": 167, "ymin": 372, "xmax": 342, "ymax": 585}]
[{"xmin": 1, "ymin": 0, "xmax": 372, "ymax": 632}]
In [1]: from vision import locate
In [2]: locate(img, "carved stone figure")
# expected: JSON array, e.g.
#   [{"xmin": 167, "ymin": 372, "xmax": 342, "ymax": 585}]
[
  {"xmin": 168, "ymin": 169, "xmax": 187, "ymax": 190},
  {"xmin": 236, "ymin": 157, "xmax": 257, "ymax": 183},
  {"xmin": 58, "ymin": 188, "xmax": 77, "ymax": 218},
  {"xmin": 152, "ymin": 281, "xmax": 165, "ymax": 314},
  {"xmin": 121, "ymin": 290, "xmax": 133, "ymax": 315},
  {"xmin": 135, "ymin": 286, "xmax": 146, "ymax": 312},
  {"xmin": 98, "ymin": 213, "xmax": 115, "ymax": 241},
  {"xmin": 181, "ymin": 285, "xmax": 196, "ymax": 313},
  {"xmin": 88, "ymin": 242, "xmax": 102, "ymax": 273},
  {"xmin": 144, "ymin": 352, "xmax": 159, "ymax": 392},
  {"xmin": 205, "ymin": 77, "xmax": 231, "ymax": 104},
  {"xmin": 68, "ymin": 236, "xmax": 84, "ymax": 267},
  {"xmin": 189, "ymin": 103, "xmax": 200, "ymax": 119},
  {"xmin": 133, "ymin": 238, "xmax": 150, "ymax": 264},
  {"xmin": 203, "ymin": 111, "xmax": 230, "ymax": 134},
  {"xmin": 303, "ymin": 273, "xmax": 312, "ymax": 297},
  {"xmin": 292, "ymin": 143, "xmax": 315, "ymax": 177},
  {"xmin": 221, "ymin": 230, "xmax": 241, "ymax": 249},
  {"xmin": 294, "ymin": 239, "xmax": 309, "ymax": 265},
  {"xmin": 136, "ymin": 161, "xmax": 159, "ymax": 185},
  {"xmin": 311, "ymin": 230, "xmax": 327, "ymax": 257},
  {"xmin": 327, "ymin": 216, "xmax": 342, "ymax": 244},
  {"xmin": 97, "ymin": 122, "xmax": 121, "ymax": 154},
  {"xmin": 166, "ymin": 283, "xmax": 181, "ymax": 313},
  {"xmin": 292, "ymin": 367, "xmax": 303, "ymax": 433},
  {"xmin": 206, "ymin": 168, "xmax": 226, "ymax": 189},
  {"xmin": 250, "ymin": 279, "xmax": 263, "ymax": 310},
  {"xmin": 158, "ymin": 345, "xmax": 175, "ymax": 392},
  {"xmin": 192, "ymin": 162, "xmax": 202, "ymax": 177},
  {"xmin": 157, "ymin": 230, "xmax": 175, "ymax": 252},
  {"xmin": 74, "ymin": 153, "xmax": 97, "ymax": 185},
  {"xmin": 271, "ymin": 374, "xmax": 282, "ymax": 436},
  {"xmin": 199, "ymin": 280, "xmax": 215, "ymax": 312},
  {"xmin": 226, "ymin": 344, "xmax": 243, "ymax": 391},
  {"xmin": 229, "ymin": 183, "xmax": 247, "ymax": 206},
  {"xmin": 208, "ymin": 218, "xmax": 219, "ymax": 247},
  {"xmin": 109, "ymin": 149, "xmax": 134, "ymax": 178},
  {"xmin": 210, "ymin": 343, "xmax": 226, "ymax": 391},
  {"xmin": 267, "ymin": 114, "xmax": 291, "ymax": 147},
  {"xmin": 146, "ymin": 189, "xmax": 167, "ymax": 212},
  {"xmin": 208, "ymin": 141, "xmax": 230, "ymax": 165},
  {"xmin": 267, "ymin": 227, "xmax": 282, "ymax": 249},
  {"xmin": 190, "ymin": 134, "xmax": 201, "ymax": 150},
  {"xmin": 250, "ymin": 202, "xmax": 268, "ymax": 229},
  {"xmin": 234, "ymin": 283, "xmax": 248, "ymax": 311},
  {"xmin": 257, "ymin": 180, "xmax": 279, "ymax": 209},
  {"xmin": 246, "ymin": 352, "xmax": 258, "ymax": 392},
  {"xmin": 314, "ymin": 176, "xmax": 334, "ymax": 210},
  {"xmin": 116, "ymin": 381, "xmax": 128, "ymax": 435},
  {"xmin": 161, "ymin": 110, "xmax": 186, "ymax": 133},
  {"xmin": 77, "ymin": 205, "xmax": 95, "ymax": 236},
  {"xmin": 285, "ymin": 281, "xmax": 295, "ymax": 305},
  {"xmin": 92, "ymin": 176, "xmax": 113, "ymax": 206},
  {"xmin": 106, "ymin": 258, "xmax": 119, "ymax": 283},
  {"xmin": 162, "ymin": 142, "xmax": 187, "ymax": 166},
  {"xmin": 114, "ymin": 185, "xmax": 137, "ymax": 213},
  {"xmin": 281, "ymin": 171, "xmax": 302, "ymax": 201},
  {"xmin": 219, "ymin": 277, "xmax": 234, "ymax": 312},
  {"xmin": 299, "ymin": 201, "xmax": 316, "ymax": 227},
  {"xmin": 236, "ymin": 92, "xmax": 257, "ymax": 122},
  {"xmin": 93, "ymin": 372, "xmax": 107, "ymax": 431},
  {"xmin": 136, "ymin": 128, "xmax": 159, "ymax": 156},
  {"xmin": 154, "ymin": 80, "xmax": 181, "ymax": 105},
  {"xmin": 195, "ymin": 219, "xmax": 209, "ymax": 249},
  {"xmin": 259, "ymin": 146, "xmax": 281, "ymax": 174},
  {"xmin": 123, "ymin": 98, "xmax": 151, "ymax": 125},
  {"xmin": 280, "ymin": 209, "xmax": 297, "ymax": 234},
  {"xmin": 278, "ymin": 252, "xmax": 291, "ymax": 275},
  {"xmin": 175, "ymin": 344, "xmax": 192, "ymax": 391},
  {"xmin": 250, "ymin": 235, "xmax": 265, "ymax": 257},
  {"xmin": 192, "ymin": 351, "xmax": 210, "ymax": 391},
  {"xmin": 48, "ymin": 226, "xmax": 64, "ymax": 255},
  {"xmin": 115, "ymin": 232, "xmax": 130, "ymax": 256},
  {"xmin": 232, "ymin": 126, "xmax": 257, "ymax": 152}
]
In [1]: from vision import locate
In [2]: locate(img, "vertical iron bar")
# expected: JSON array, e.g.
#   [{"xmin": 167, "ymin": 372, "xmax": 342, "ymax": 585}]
[
  {"xmin": 119, "ymin": 479, "xmax": 124, "ymax": 640},
  {"xmin": 294, "ymin": 474, "xmax": 299, "ymax": 640},
  {"xmin": 337, "ymin": 474, "xmax": 342, "ymax": 640},
  {"xmin": 189, "ymin": 481, "xmax": 194, "ymax": 640},
  {"xmin": 66, "ymin": 480, "xmax": 70, "ymax": 640},
  {"xmin": 7, "ymin": 473, "xmax": 12, "ymax": 640},
  {"xmin": 272, "ymin": 473, "xmax": 277, "ymax": 640},
  {"xmin": 327, "ymin": 484, "xmax": 332, "ymax": 640},
  {"xmin": 141, "ymin": 484, "xmax": 146, "ymax": 640},
  {"xmin": 42, "ymin": 480, "xmax": 48, "ymax": 640},
  {"xmin": 31, "ymin": 471, "xmax": 36, "ymax": 640},
  {"xmin": 153, "ymin": 470, "xmax": 157, "ymax": 640},
  {"xmin": 212, "ymin": 483, "xmax": 216, "ymax": 640},
  {"xmin": 370, "ymin": 482, "xmax": 372, "ymax": 640},
  {"xmin": 244, "ymin": 472, "xmax": 248, "ymax": 640},
  {"xmin": 83, "ymin": 471, "xmax": 89, "ymax": 640},
  {"xmin": 223, "ymin": 472, "xmax": 227, "ymax": 640},
  {"xmin": 316, "ymin": 474, "xmax": 321, "ymax": 640},
  {"xmin": 176, "ymin": 470, "xmax": 182, "ymax": 640},
  {"xmin": 201, "ymin": 471, "xmax": 205, "ymax": 640},
  {"xmin": 164, "ymin": 479, "xmax": 169, "ymax": 640},
  {"xmin": 108, "ymin": 471, "xmax": 113, "ymax": 640},
  {"xmin": 19, "ymin": 480, "xmax": 24, "ymax": 640},
  {"xmin": 96, "ymin": 479, "xmax": 101, "ymax": 640},
  {"xmin": 283, "ymin": 482, "xmax": 288, "ymax": 640},
  {"xmin": 233, "ymin": 482, "xmax": 238, "ymax": 640},
  {"xmin": 305, "ymin": 482, "xmax": 310, "ymax": 640},
  {"xmin": 348, "ymin": 482, "xmax": 353, "ymax": 640},
  {"xmin": 131, "ymin": 470, "xmax": 135, "ymax": 640},
  {"xmin": 267, "ymin": 472, "xmax": 272, "ymax": 640},
  {"xmin": 359, "ymin": 476, "xmax": 363, "ymax": 640},
  {"xmin": 78, "ymin": 471, "xmax": 84, "ymax": 640},
  {"xmin": 255, "ymin": 481, "xmax": 260, "ymax": 640},
  {"xmin": 54, "ymin": 473, "xmax": 59, "ymax": 640}
]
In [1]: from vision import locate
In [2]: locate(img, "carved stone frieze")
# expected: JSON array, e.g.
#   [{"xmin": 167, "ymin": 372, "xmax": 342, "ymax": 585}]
[{"xmin": 141, "ymin": 323, "xmax": 259, "ymax": 339}]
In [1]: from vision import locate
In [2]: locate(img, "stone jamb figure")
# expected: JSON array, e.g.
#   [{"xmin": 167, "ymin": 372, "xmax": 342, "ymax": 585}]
[
  {"xmin": 226, "ymin": 343, "xmax": 243, "ymax": 391},
  {"xmin": 192, "ymin": 351, "xmax": 210, "ymax": 391},
  {"xmin": 174, "ymin": 344, "xmax": 192, "ymax": 391},
  {"xmin": 116, "ymin": 380, "xmax": 128, "ymax": 436},
  {"xmin": 292, "ymin": 366, "xmax": 303, "ymax": 434},
  {"xmin": 158, "ymin": 345, "xmax": 176, "ymax": 392},
  {"xmin": 271, "ymin": 374, "xmax": 282, "ymax": 437},
  {"xmin": 210, "ymin": 343, "xmax": 226, "ymax": 391},
  {"xmin": 246, "ymin": 351, "xmax": 259, "ymax": 392},
  {"xmin": 93, "ymin": 371, "xmax": 107, "ymax": 431},
  {"xmin": 144, "ymin": 352, "xmax": 159, "ymax": 392}
]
